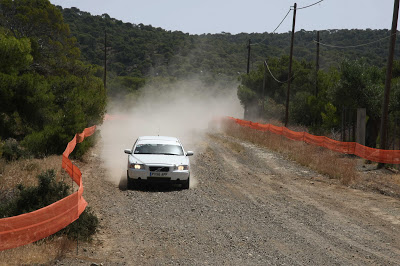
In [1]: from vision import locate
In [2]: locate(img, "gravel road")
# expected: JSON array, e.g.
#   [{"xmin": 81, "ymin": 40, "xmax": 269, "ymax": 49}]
[{"xmin": 58, "ymin": 132, "xmax": 400, "ymax": 265}]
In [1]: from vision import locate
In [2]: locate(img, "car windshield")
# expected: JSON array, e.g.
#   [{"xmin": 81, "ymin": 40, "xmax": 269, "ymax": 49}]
[{"xmin": 134, "ymin": 144, "xmax": 184, "ymax": 156}]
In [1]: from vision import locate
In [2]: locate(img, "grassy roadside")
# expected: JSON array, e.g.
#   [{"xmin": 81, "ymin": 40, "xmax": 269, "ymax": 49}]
[
  {"xmin": 0, "ymin": 237, "xmax": 75, "ymax": 265},
  {"xmin": 0, "ymin": 156, "xmax": 72, "ymax": 264},
  {"xmin": 0, "ymin": 154, "xmax": 97, "ymax": 264},
  {"xmin": 221, "ymin": 119, "xmax": 400, "ymax": 198}
]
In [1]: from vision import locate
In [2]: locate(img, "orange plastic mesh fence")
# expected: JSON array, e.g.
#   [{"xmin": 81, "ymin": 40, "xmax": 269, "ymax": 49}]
[
  {"xmin": 227, "ymin": 117, "xmax": 400, "ymax": 164},
  {"xmin": 0, "ymin": 126, "xmax": 96, "ymax": 251}
]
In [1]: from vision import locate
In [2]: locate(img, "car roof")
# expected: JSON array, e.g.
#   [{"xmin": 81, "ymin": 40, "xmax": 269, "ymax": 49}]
[
  {"xmin": 137, "ymin": 136, "xmax": 179, "ymax": 142},
  {"xmin": 136, "ymin": 136, "xmax": 182, "ymax": 146}
]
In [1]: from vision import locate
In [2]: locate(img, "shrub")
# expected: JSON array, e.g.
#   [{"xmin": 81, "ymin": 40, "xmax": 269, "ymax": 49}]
[
  {"xmin": 61, "ymin": 207, "xmax": 98, "ymax": 241},
  {"xmin": 0, "ymin": 169, "xmax": 98, "ymax": 241},
  {"xmin": 21, "ymin": 125, "xmax": 68, "ymax": 158},
  {"xmin": 0, "ymin": 158, "xmax": 5, "ymax": 175},
  {"xmin": 0, "ymin": 169, "xmax": 69, "ymax": 217},
  {"xmin": 1, "ymin": 138, "xmax": 24, "ymax": 161},
  {"xmin": 321, "ymin": 102, "xmax": 339, "ymax": 131},
  {"xmin": 70, "ymin": 131, "xmax": 98, "ymax": 160}
]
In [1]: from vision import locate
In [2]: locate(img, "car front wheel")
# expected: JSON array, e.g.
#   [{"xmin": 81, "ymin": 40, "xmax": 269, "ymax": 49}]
[
  {"xmin": 182, "ymin": 177, "xmax": 190, "ymax": 189},
  {"xmin": 127, "ymin": 172, "xmax": 135, "ymax": 189}
]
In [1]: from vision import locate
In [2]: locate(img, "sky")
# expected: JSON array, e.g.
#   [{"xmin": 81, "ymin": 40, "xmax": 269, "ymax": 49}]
[{"xmin": 50, "ymin": 0, "xmax": 395, "ymax": 35}]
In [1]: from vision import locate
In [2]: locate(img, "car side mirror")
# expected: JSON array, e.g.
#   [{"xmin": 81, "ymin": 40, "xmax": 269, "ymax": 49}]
[
  {"xmin": 186, "ymin": 151, "xmax": 194, "ymax": 156},
  {"xmin": 124, "ymin": 149, "xmax": 132, "ymax": 154}
]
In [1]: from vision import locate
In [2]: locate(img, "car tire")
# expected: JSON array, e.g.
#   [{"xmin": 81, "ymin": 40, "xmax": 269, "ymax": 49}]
[
  {"xmin": 182, "ymin": 177, "xmax": 190, "ymax": 189},
  {"xmin": 127, "ymin": 173, "xmax": 134, "ymax": 190}
]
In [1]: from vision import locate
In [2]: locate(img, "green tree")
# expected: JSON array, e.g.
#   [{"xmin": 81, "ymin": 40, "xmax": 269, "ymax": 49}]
[
  {"xmin": 0, "ymin": 34, "xmax": 32, "ymax": 74},
  {"xmin": 0, "ymin": 0, "xmax": 106, "ymax": 157},
  {"xmin": 0, "ymin": 0, "xmax": 80, "ymax": 75},
  {"xmin": 330, "ymin": 59, "xmax": 384, "ymax": 147}
]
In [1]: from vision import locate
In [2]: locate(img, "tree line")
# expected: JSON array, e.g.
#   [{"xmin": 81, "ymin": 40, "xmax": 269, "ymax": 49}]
[
  {"xmin": 61, "ymin": 6, "xmax": 398, "ymax": 78},
  {"xmin": 59, "ymin": 6, "xmax": 399, "ymax": 102},
  {"xmin": 238, "ymin": 56, "xmax": 400, "ymax": 149}
]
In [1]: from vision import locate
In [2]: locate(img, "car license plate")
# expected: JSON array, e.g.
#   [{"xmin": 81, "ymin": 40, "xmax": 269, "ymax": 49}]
[{"xmin": 150, "ymin": 172, "xmax": 168, "ymax": 177}]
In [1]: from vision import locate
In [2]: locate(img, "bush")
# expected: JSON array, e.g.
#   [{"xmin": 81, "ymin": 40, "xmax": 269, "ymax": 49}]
[
  {"xmin": 0, "ymin": 169, "xmax": 69, "ymax": 217},
  {"xmin": 61, "ymin": 207, "xmax": 98, "ymax": 241},
  {"xmin": 1, "ymin": 138, "xmax": 24, "ymax": 161},
  {"xmin": 263, "ymin": 98, "xmax": 285, "ymax": 122},
  {"xmin": 22, "ymin": 125, "xmax": 69, "ymax": 157},
  {"xmin": 0, "ymin": 169, "xmax": 98, "ymax": 241},
  {"xmin": 321, "ymin": 103, "xmax": 339, "ymax": 131},
  {"xmin": 70, "ymin": 131, "xmax": 98, "ymax": 160}
]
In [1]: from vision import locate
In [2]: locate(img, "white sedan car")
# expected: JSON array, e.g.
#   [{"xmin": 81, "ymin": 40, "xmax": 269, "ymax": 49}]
[{"xmin": 124, "ymin": 136, "xmax": 193, "ymax": 189}]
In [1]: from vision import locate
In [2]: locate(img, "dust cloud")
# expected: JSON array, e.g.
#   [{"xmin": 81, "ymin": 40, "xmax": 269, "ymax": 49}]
[{"xmin": 98, "ymin": 78, "xmax": 243, "ymax": 188}]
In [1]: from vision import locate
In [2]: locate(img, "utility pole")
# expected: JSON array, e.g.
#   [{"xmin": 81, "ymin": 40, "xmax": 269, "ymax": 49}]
[
  {"xmin": 247, "ymin": 39, "xmax": 251, "ymax": 74},
  {"xmin": 104, "ymin": 29, "xmax": 107, "ymax": 89},
  {"xmin": 315, "ymin": 31, "xmax": 320, "ymax": 97},
  {"xmin": 284, "ymin": 3, "xmax": 297, "ymax": 127},
  {"xmin": 262, "ymin": 61, "xmax": 267, "ymax": 114},
  {"xmin": 379, "ymin": 0, "xmax": 399, "ymax": 168}
]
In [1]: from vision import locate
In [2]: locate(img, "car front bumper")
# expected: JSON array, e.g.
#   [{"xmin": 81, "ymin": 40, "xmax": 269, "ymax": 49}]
[{"xmin": 127, "ymin": 168, "xmax": 190, "ymax": 182}]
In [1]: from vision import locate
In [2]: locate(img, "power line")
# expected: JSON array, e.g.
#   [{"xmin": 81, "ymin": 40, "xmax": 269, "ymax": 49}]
[
  {"xmin": 264, "ymin": 60, "xmax": 293, "ymax": 84},
  {"xmin": 296, "ymin": 0, "xmax": 324, "ymax": 10},
  {"xmin": 272, "ymin": 8, "xmax": 292, "ymax": 34},
  {"xmin": 251, "ymin": 0, "xmax": 324, "ymax": 46},
  {"xmin": 251, "ymin": 8, "xmax": 292, "ymax": 46},
  {"xmin": 314, "ymin": 33, "xmax": 396, "ymax": 48}
]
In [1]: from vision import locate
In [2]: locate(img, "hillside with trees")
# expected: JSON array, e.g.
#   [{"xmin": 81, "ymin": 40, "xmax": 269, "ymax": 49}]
[
  {"xmin": 57, "ymin": 6, "xmax": 400, "ymax": 150},
  {"xmin": 0, "ymin": 0, "xmax": 106, "ymax": 158},
  {"xmin": 60, "ymin": 6, "xmax": 397, "ymax": 79}
]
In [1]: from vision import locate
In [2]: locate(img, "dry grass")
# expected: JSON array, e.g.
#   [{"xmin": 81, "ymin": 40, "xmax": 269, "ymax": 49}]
[
  {"xmin": 353, "ymin": 166, "xmax": 400, "ymax": 198},
  {"xmin": 222, "ymin": 121, "xmax": 358, "ymax": 185},
  {"xmin": 0, "ymin": 155, "xmax": 74, "ymax": 264},
  {"xmin": 0, "ymin": 155, "xmax": 66, "ymax": 191},
  {"xmin": 209, "ymin": 134, "xmax": 245, "ymax": 154},
  {"xmin": 220, "ymin": 120, "xmax": 400, "ymax": 198},
  {"xmin": 0, "ymin": 237, "xmax": 75, "ymax": 265}
]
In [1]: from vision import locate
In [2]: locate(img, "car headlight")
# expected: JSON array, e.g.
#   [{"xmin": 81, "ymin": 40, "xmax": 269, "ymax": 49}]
[
  {"xmin": 177, "ymin": 165, "xmax": 189, "ymax": 171},
  {"xmin": 130, "ymin": 163, "xmax": 145, "ymax": 169}
]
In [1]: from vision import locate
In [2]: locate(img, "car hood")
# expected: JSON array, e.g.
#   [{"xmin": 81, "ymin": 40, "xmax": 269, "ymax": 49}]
[{"xmin": 130, "ymin": 154, "xmax": 189, "ymax": 166}]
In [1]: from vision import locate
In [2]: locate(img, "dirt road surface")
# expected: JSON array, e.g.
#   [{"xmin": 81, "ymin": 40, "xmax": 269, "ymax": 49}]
[{"xmin": 58, "ymin": 132, "xmax": 400, "ymax": 265}]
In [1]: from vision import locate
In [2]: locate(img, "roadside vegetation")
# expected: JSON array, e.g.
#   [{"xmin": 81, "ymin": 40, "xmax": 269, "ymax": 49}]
[
  {"xmin": 0, "ymin": 237, "xmax": 75, "ymax": 265},
  {"xmin": 222, "ymin": 119, "xmax": 400, "ymax": 198},
  {"xmin": 0, "ymin": 1, "xmax": 103, "ymax": 261},
  {"xmin": 222, "ymin": 119, "xmax": 358, "ymax": 186},
  {"xmin": 0, "ymin": 0, "xmax": 106, "ymax": 159},
  {"xmin": 0, "ymin": 168, "xmax": 98, "ymax": 240},
  {"xmin": 0, "ymin": 155, "xmax": 98, "ymax": 264},
  {"xmin": 237, "ymin": 57, "xmax": 400, "ymax": 151}
]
